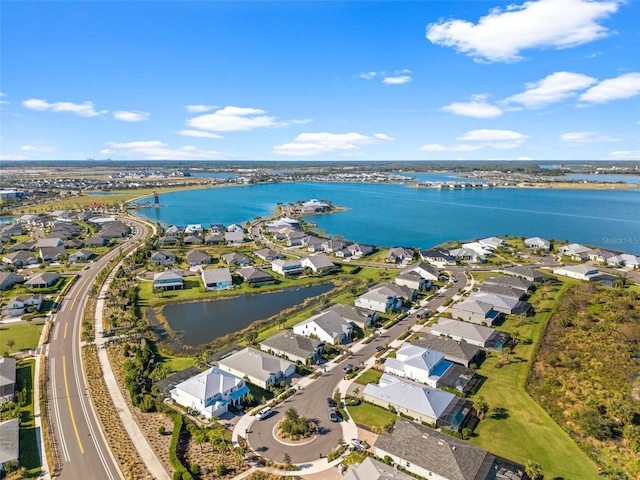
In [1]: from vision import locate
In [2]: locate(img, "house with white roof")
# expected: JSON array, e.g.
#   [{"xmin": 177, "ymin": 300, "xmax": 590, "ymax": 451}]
[
  {"xmin": 384, "ymin": 344, "xmax": 453, "ymax": 388},
  {"xmin": 355, "ymin": 286, "xmax": 403, "ymax": 313},
  {"xmin": 525, "ymin": 237, "xmax": 550, "ymax": 250},
  {"xmin": 553, "ymin": 264, "xmax": 600, "ymax": 281},
  {"xmin": 449, "ymin": 247, "xmax": 485, "ymax": 264},
  {"xmin": 478, "ymin": 236, "xmax": 507, "ymax": 250},
  {"xmin": 301, "ymin": 255, "xmax": 335, "ymax": 273},
  {"xmin": 184, "ymin": 224, "xmax": 204, "ymax": 235},
  {"xmin": 201, "ymin": 268, "xmax": 232, "ymax": 291},
  {"xmin": 217, "ymin": 348, "xmax": 296, "ymax": 389},
  {"xmin": 558, "ymin": 243, "xmax": 591, "ymax": 260},
  {"xmin": 169, "ymin": 367, "xmax": 249, "ymax": 419},
  {"xmin": 343, "ymin": 457, "xmax": 414, "ymax": 480},
  {"xmin": 293, "ymin": 310, "xmax": 353, "ymax": 344},
  {"xmin": 607, "ymin": 253, "xmax": 640, "ymax": 269},
  {"xmin": 271, "ymin": 259, "xmax": 303, "ymax": 277}
]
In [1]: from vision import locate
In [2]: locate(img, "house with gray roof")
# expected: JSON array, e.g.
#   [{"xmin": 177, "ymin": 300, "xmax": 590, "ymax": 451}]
[
  {"xmin": 450, "ymin": 246, "xmax": 486, "ymax": 264},
  {"xmin": 35, "ymin": 237, "xmax": 63, "ymax": 249},
  {"xmin": 478, "ymin": 283, "xmax": 527, "ymax": 300},
  {"xmin": 363, "ymin": 374, "xmax": 470, "ymax": 430},
  {"xmin": 169, "ymin": 367, "xmax": 249, "ymax": 419},
  {"xmin": 0, "ymin": 418, "xmax": 20, "ymax": 469},
  {"xmin": 224, "ymin": 230, "xmax": 245, "ymax": 245},
  {"xmin": 374, "ymin": 419, "xmax": 525, "ymax": 480},
  {"xmin": 326, "ymin": 303, "xmax": 378, "ymax": 329},
  {"xmin": 238, "ymin": 266, "xmax": 275, "ymax": 286},
  {"xmin": 68, "ymin": 249, "xmax": 95, "ymax": 263},
  {"xmin": 301, "ymin": 255, "xmax": 336, "ymax": 273},
  {"xmin": 483, "ymin": 275, "xmax": 532, "ymax": 291},
  {"xmin": 502, "ymin": 266, "xmax": 546, "ymax": 283},
  {"xmin": 394, "ymin": 271, "xmax": 426, "ymax": 291},
  {"xmin": 85, "ymin": 234, "xmax": 108, "ymax": 247},
  {"xmin": 253, "ymin": 248, "xmax": 282, "ymax": 262},
  {"xmin": 217, "ymin": 348, "xmax": 296, "ymax": 389},
  {"xmin": 431, "ymin": 319, "xmax": 509, "ymax": 350},
  {"xmin": 4, "ymin": 294, "xmax": 42, "ymax": 317},
  {"xmin": 420, "ymin": 247, "xmax": 456, "ymax": 267},
  {"xmin": 293, "ymin": 310, "xmax": 353, "ymax": 345},
  {"xmin": 402, "ymin": 262, "xmax": 439, "ymax": 281},
  {"xmin": 39, "ymin": 246, "xmax": 66, "ymax": 262},
  {"xmin": 386, "ymin": 247, "xmax": 414, "ymax": 265},
  {"xmin": 0, "ymin": 273, "xmax": 24, "ymax": 291},
  {"xmin": 472, "ymin": 293, "xmax": 531, "ymax": 316},
  {"xmin": 0, "ymin": 357, "xmax": 16, "ymax": 404},
  {"xmin": 260, "ymin": 331, "xmax": 324, "ymax": 364},
  {"xmin": 25, "ymin": 272, "xmax": 60, "ymax": 289},
  {"xmin": 343, "ymin": 457, "xmax": 414, "ymax": 480},
  {"xmin": 201, "ymin": 268, "xmax": 232, "ymax": 291},
  {"xmin": 150, "ymin": 250, "xmax": 176, "ymax": 266},
  {"xmin": 355, "ymin": 286, "xmax": 403, "ymax": 313},
  {"xmin": 10, "ymin": 240, "xmax": 35, "ymax": 251},
  {"xmin": 525, "ymin": 236, "xmax": 550, "ymax": 250},
  {"xmin": 607, "ymin": 253, "xmax": 640, "ymax": 269},
  {"xmin": 558, "ymin": 243, "xmax": 591, "ymax": 260},
  {"xmin": 64, "ymin": 238, "xmax": 85, "ymax": 249},
  {"xmin": 221, "ymin": 252, "xmax": 251, "ymax": 267},
  {"xmin": 183, "ymin": 234, "xmax": 203, "ymax": 246},
  {"xmin": 2, "ymin": 250, "xmax": 38, "ymax": 267},
  {"xmin": 410, "ymin": 336, "xmax": 481, "ymax": 368},
  {"xmin": 204, "ymin": 233, "xmax": 224, "ymax": 245},
  {"xmin": 335, "ymin": 242, "xmax": 375, "ymax": 259},
  {"xmin": 153, "ymin": 271, "xmax": 184, "ymax": 290},
  {"xmin": 186, "ymin": 250, "xmax": 211, "ymax": 266}
]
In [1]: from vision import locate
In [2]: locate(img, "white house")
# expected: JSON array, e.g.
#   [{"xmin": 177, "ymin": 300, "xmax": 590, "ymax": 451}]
[
  {"xmin": 271, "ymin": 259, "xmax": 303, "ymax": 277},
  {"xmin": 558, "ymin": 243, "xmax": 591, "ymax": 260},
  {"xmin": 355, "ymin": 286, "xmax": 403, "ymax": 313},
  {"xmin": 169, "ymin": 367, "xmax": 249, "ymax": 419},
  {"xmin": 384, "ymin": 344, "xmax": 452, "ymax": 388},
  {"xmin": 217, "ymin": 348, "xmax": 296, "ymax": 389},
  {"xmin": 478, "ymin": 236, "xmax": 507, "ymax": 250},
  {"xmin": 293, "ymin": 310, "xmax": 353, "ymax": 344},
  {"xmin": 201, "ymin": 268, "xmax": 233, "ymax": 291},
  {"xmin": 553, "ymin": 264, "xmax": 600, "ymax": 281},
  {"xmin": 524, "ymin": 237, "xmax": 550, "ymax": 250},
  {"xmin": 301, "ymin": 255, "xmax": 335, "ymax": 273},
  {"xmin": 3, "ymin": 294, "xmax": 43, "ymax": 317},
  {"xmin": 606, "ymin": 253, "xmax": 640, "ymax": 269},
  {"xmin": 184, "ymin": 224, "xmax": 204, "ymax": 235}
]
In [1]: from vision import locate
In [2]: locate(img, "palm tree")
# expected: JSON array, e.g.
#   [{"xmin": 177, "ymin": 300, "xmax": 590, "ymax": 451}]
[
  {"xmin": 474, "ymin": 396, "xmax": 489, "ymax": 420},
  {"xmin": 353, "ymin": 387, "xmax": 360, "ymax": 398}
]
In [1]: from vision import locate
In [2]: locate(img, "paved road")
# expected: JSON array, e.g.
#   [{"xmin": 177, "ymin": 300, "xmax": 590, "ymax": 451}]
[{"xmin": 47, "ymin": 220, "xmax": 147, "ymax": 480}]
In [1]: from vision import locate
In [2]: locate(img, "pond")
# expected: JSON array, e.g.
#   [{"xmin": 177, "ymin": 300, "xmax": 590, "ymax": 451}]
[{"xmin": 162, "ymin": 282, "xmax": 335, "ymax": 347}]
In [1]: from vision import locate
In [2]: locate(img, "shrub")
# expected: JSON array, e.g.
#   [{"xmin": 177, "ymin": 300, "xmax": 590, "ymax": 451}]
[{"xmin": 216, "ymin": 464, "xmax": 228, "ymax": 476}]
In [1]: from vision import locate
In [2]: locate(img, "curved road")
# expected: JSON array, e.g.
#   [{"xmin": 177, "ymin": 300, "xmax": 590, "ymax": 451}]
[{"xmin": 47, "ymin": 218, "xmax": 148, "ymax": 480}]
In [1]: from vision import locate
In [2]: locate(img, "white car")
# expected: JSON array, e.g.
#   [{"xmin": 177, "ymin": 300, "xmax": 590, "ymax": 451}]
[{"xmin": 255, "ymin": 407, "xmax": 273, "ymax": 421}]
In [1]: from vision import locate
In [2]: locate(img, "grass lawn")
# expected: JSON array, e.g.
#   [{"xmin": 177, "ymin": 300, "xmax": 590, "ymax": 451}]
[
  {"xmin": 353, "ymin": 369, "xmax": 382, "ymax": 386},
  {"xmin": 469, "ymin": 279, "xmax": 598, "ymax": 479},
  {"xmin": 0, "ymin": 321, "xmax": 45, "ymax": 354},
  {"xmin": 347, "ymin": 402, "xmax": 396, "ymax": 430},
  {"xmin": 470, "ymin": 271, "xmax": 500, "ymax": 283},
  {"xmin": 17, "ymin": 359, "xmax": 41, "ymax": 476},
  {"xmin": 156, "ymin": 350, "xmax": 196, "ymax": 373}
]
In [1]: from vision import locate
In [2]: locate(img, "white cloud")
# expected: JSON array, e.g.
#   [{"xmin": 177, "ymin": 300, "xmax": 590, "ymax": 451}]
[
  {"xmin": 113, "ymin": 110, "xmax": 150, "ymax": 122},
  {"xmin": 382, "ymin": 75, "xmax": 412, "ymax": 85},
  {"xmin": 185, "ymin": 104, "xmax": 218, "ymax": 113},
  {"xmin": 273, "ymin": 132, "xmax": 394, "ymax": 157},
  {"xmin": 579, "ymin": 72, "xmax": 640, "ymax": 103},
  {"xmin": 20, "ymin": 145, "xmax": 53, "ymax": 152},
  {"xmin": 186, "ymin": 106, "xmax": 286, "ymax": 132},
  {"xmin": 421, "ymin": 128, "xmax": 530, "ymax": 152},
  {"xmin": 442, "ymin": 101, "xmax": 503, "ymax": 118},
  {"xmin": 359, "ymin": 72, "xmax": 377, "ymax": 80},
  {"xmin": 558, "ymin": 131, "xmax": 620, "ymax": 145},
  {"xmin": 177, "ymin": 129, "xmax": 223, "ymax": 139},
  {"xmin": 22, "ymin": 98, "xmax": 107, "ymax": 117},
  {"xmin": 504, "ymin": 72, "xmax": 597, "ymax": 108},
  {"xmin": 606, "ymin": 150, "xmax": 640, "ymax": 160},
  {"xmin": 101, "ymin": 140, "xmax": 227, "ymax": 160},
  {"xmin": 426, "ymin": 0, "xmax": 620, "ymax": 63},
  {"xmin": 0, "ymin": 92, "xmax": 8, "ymax": 105},
  {"xmin": 0, "ymin": 154, "xmax": 32, "ymax": 160}
]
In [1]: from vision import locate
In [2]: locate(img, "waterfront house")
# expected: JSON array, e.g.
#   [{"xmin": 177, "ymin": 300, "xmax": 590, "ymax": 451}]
[
  {"xmin": 420, "ymin": 247, "xmax": 456, "ymax": 267},
  {"xmin": 2, "ymin": 251, "xmax": 38, "ymax": 267},
  {"xmin": 253, "ymin": 248, "xmax": 282, "ymax": 262},
  {"xmin": 558, "ymin": 243, "xmax": 591, "ymax": 260},
  {"xmin": 68, "ymin": 249, "xmax": 95, "ymax": 263},
  {"xmin": 201, "ymin": 268, "xmax": 232, "ymax": 291},
  {"xmin": 607, "ymin": 253, "xmax": 640, "ymax": 269},
  {"xmin": 386, "ymin": 247, "xmax": 414, "ymax": 265},
  {"xmin": 525, "ymin": 236, "xmax": 550, "ymax": 250},
  {"xmin": 260, "ymin": 331, "xmax": 324, "ymax": 364},
  {"xmin": 150, "ymin": 250, "xmax": 176, "ymax": 266},
  {"xmin": 165, "ymin": 225, "xmax": 183, "ymax": 236},
  {"xmin": 301, "ymin": 255, "xmax": 336, "ymax": 273},
  {"xmin": 153, "ymin": 271, "xmax": 184, "ymax": 291},
  {"xmin": 226, "ymin": 224, "xmax": 243, "ymax": 233},
  {"xmin": 587, "ymin": 248, "xmax": 616, "ymax": 263},
  {"xmin": 293, "ymin": 310, "xmax": 353, "ymax": 345},
  {"xmin": 217, "ymin": 348, "xmax": 296, "ymax": 389},
  {"xmin": 451, "ymin": 297, "xmax": 501, "ymax": 326},
  {"xmin": 479, "ymin": 236, "xmax": 507, "ymax": 250},
  {"xmin": 305, "ymin": 236, "xmax": 326, "ymax": 253},
  {"xmin": 0, "ymin": 273, "xmax": 25, "ymax": 291},
  {"xmin": 25, "ymin": 272, "xmax": 60, "ymax": 289},
  {"xmin": 343, "ymin": 457, "xmax": 414, "ymax": 480},
  {"xmin": 204, "ymin": 233, "xmax": 224, "ymax": 245},
  {"xmin": 208, "ymin": 223, "xmax": 225, "ymax": 233},
  {"xmin": 186, "ymin": 250, "xmax": 211, "ymax": 266},
  {"xmin": 271, "ymin": 259, "xmax": 303, "ymax": 277},
  {"xmin": 430, "ymin": 318, "xmax": 508, "ymax": 349},
  {"xmin": 363, "ymin": 374, "xmax": 470, "ymax": 430},
  {"xmin": 221, "ymin": 252, "xmax": 251, "ymax": 267},
  {"xmin": 237, "ymin": 266, "xmax": 275, "ymax": 286},
  {"xmin": 169, "ymin": 367, "xmax": 249, "ymax": 419},
  {"xmin": 0, "ymin": 418, "xmax": 19, "ymax": 469},
  {"xmin": 157, "ymin": 235, "xmax": 179, "ymax": 247},
  {"xmin": 4, "ymin": 294, "xmax": 43, "ymax": 317},
  {"xmin": 374, "ymin": 419, "xmax": 525, "ymax": 480},
  {"xmin": 224, "ymin": 231, "xmax": 244, "ymax": 245},
  {"xmin": 409, "ymin": 336, "xmax": 481, "ymax": 368},
  {"xmin": 355, "ymin": 286, "xmax": 403, "ymax": 313},
  {"xmin": 449, "ymin": 247, "xmax": 485, "ymax": 264},
  {"xmin": 39, "ymin": 246, "xmax": 66, "ymax": 262},
  {"xmin": 0, "ymin": 357, "xmax": 16, "ymax": 404},
  {"xmin": 184, "ymin": 224, "xmax": 204, "ymax": 235},
  {"xmin": 326, "ymin": 303, "xmax": 378, "ymax": 329},
  {"xmin": 336, "ymin": 242, "xmax": 375, "ymax": 258}
]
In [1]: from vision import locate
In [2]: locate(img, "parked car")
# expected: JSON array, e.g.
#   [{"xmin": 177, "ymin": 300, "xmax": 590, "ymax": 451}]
[
  {"xmin": 328, "ymin": 407, "xmax": 339, "ymax": 422},
  {"xmin": 375, "ymin": 345, "xmax": 385, "ymax": 352},
  {"xmin": 342, "ymin": 363, "xmax": 354, "ymax": 374},
  {"xmin": 255, "ymin": 407, "xmax": 273, "ymax": 420},
  {"xmin": 350, "ymin": 438, "xmax": 366, "ymax": 449},
  {"xmin": 327, "ymin": 397, "xmax": 336, "ymax": 407}
]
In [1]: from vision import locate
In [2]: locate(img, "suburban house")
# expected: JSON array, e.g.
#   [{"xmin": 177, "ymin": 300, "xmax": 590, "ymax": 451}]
[
  {"xmin": 260, "ymin": 331, "xmax": 324, "ymax": 364},
  {"xmin": 559, "ymin": 243, "xmax": 591, "ymax": 261},
  {"xmin": 4, "ymin": 294, "xmax": 43, "ymax": 317},
  {"xmin": 355, "ymin": 286, "xmax": 403, "ymax": 313},
  {"xmin": 587, "ymin": 248, "xmax": 616, "ymax": 263},
  {"xmin": 335, "ymin": 242, "xmax": 375, "ymax": 259},
  {"xmin": 221, "ymin": 252, "xmax": 251, "ymax": 267},
  {"xmin": 2, "ymin": 250, "xmax": 39, "ymax": 267},
  {"xmin": 153, "ymin": 271, "xmax": 184, "ymax": 290},
  {"xmin": 169, "ymin": 367, "xmax": 249, "ymax": 419},
  {"xmin": 165, "ymin": 226, "xmax": 183, "ymax": 236},
  {"xmin": 186, "ymin": 250, "xmax": 211, "ymax": 266},
  {"xmin": 525, "ymin": 236, "xmax": 550, "ymax": 250},
  {"xmin": 35, "ymin": 237, "xmax": 63, "ymax": 249},
  {"xmin": 226, "ymin": 224, "xmax": 244, "ymax": 232},
  {"xmin": 253, "ymin": 248, "xmax": 282, "ymax": 262},
  {"xmin": 449, "ymin": 246, "xmax": 485, "ymax": 264},
  {"xmin": 184, "ymin": 224, "xmax": 204, "ymax": 235},
  {"xmin": 301, "ymin": 255, "xmax": 336, "ymax": 273},
  {"xmin": 478, "ymin": 282, "xmax": 526, "ymax": 300},
  {"xmin": 225, "ymin": 231, "xmax": 245, "ymax": 245},
  {"xmin": 409, "ymin": 336, "xmax": 481, "ymax": 368},
  {"xmin": 286, "ymin": 231, "xmax": 307, "ymax": 247},
  {"xmin": 471, "ymin": 293, "xmax": 532, "ymax": 316},
  {"xmin": 39, "ymin": 246, "xmax": 66, "ymax": 262},
  {"xmin": 298, "ymin": 199, "xmax": 331, "ymax": 212},
  {"xmin": 479, "ymin": 236, "xmax": 507, "ymax": 250},
  {"xmin": 10, "ymin": 240, "xmax": 35, "ymax": 252},
  {"xmin": 0, "ymin": 418, "xmax": 20, "ymax": 470},
  {"xmin": 64, "ymin": 239, "xmax": 84, "ymax": 249},
  {"xmin": 150, "ymin": 250, "xmax": 176, "ymax": 266},
  {"xmin": 238, "ymin": 267, "xmax": 275, "ymax": 286},
  {"xmin": 502, "ymin": 266, "xmax": 546, "ymax": 283},
  {"xmin": 85, "ymin": 234, "xmax": 108, "ymax": 247},
  {"xmin": 430, "ymin": 318, "xmax": 509, "ymax": 350},
  {"xmin": 326, "ymin": 303, "xmax": 379, "ymax": 329},
  {"xmin": 201, "ymin": 268, "xmax": 233, "ymax": 291},
  {"xmin": 386, "ymin": 247, "xmax": 414, "ymax": 265},
  {"xmin": 0, "ymin": 357, "xmax": 16, "ymax": 404},
  {"xmin": 420, "ymin": 247, "xmax": 456, "ymax": 267},
  {"xmin": 157, "ymin": 235, "xmax": 179, "ymax": 247},
  {"xmin": 183, "ymin": 235, "xmax": 203, "ymax": 246},
  {"xmin": 0, "ymin": 273, "xmax": 25, "ymax": 291},
  {"xmin": 384, "ymin": 344, "xmax": 453, "ymax": 388},
  {"xmin": 363, "ymin": 374, "xmax": 471, "ymax": 430},
  {"xmin": 271, "ymin": 259, "xmax": 304, "ymax": 277},
  {"xmin": 25, "ymin": 272, "xmax": 60, "ymax": 289},
  {"xmin": 209, "ymin": 223, "xmax": 225, "ymax": 233},
  {"xmin": 553, "ymin": 264, "xmax": 601, "ymax": 281},
  {"xmin": 607, "ymin": 253, "xmax": 640, "ymax": 269},
  {"xmin": 374, "ymin": 419, "xmax": 525, "ymax": 480},
  {"xmin": 204, "ymin": 233, "xmax": 224, "ymax": 245},
  {"xmin": 343, "ymin": 457, "xmax": 414, "ymax": 480},
  {"xmin": 293, "ymin": 310, "xmax": 353, "ymax": 345},
  {"xmin": 394, "ymin": 271, "xmax": 425, "ymax": 291},
  {"xmin": 68, "ymin": 249, "xmax": 95, "ymax": 263},
  {"xmin": 402, "ymin": 262, "xmax": 439, "ymax": 281},
  {"xmin": 217, "ymin": 348, "xmax": 296, "ymax": 389},
  {"xmin": 319, "ymin": 239, "xmax": 347, "ymax": 254},
  {"xmin": 483, "ymin": 275, "xmax": 532, "ymax": 292}
]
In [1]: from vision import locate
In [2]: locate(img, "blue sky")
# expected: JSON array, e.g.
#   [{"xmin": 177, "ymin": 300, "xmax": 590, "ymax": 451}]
[{"xmin": 1, "ymin": 0, "xmax": 639, "ymax": 161}]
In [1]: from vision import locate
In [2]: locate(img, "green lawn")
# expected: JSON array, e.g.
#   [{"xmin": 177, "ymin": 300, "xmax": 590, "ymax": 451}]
[
  {"xmin": 470, "ymin": 271, "xmax": 500, "ymax": 283},
  {"xmin": 17, "ymin": 359, "xmax": 41, "ymax": 476},
  {"xmin": 347, "ymin": 402, "xmax": 397, "ymax": 430},
  {"xmin": 353, "ymin": 369, "xmax": 382, "ymax": 386},
  {"xmin": 0, "ymin": 322, "xmax": 45, "ymax": 354},
  {"xmin": 469, "ymin": 279, "xmax": 598, "ymax": 480},
  {"xmin": 156, "ymin": 350, "xmax": 196, "ymax": 373}
]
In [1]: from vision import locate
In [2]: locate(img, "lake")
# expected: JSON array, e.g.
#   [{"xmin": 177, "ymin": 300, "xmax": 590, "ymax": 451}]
[
  {"xmin": 162, "ymin": 282, "xmax": 335, "ymax": 347},
  {"xmin": 135, "ymin": 182, "xmax": 640, "ymax": 254}
]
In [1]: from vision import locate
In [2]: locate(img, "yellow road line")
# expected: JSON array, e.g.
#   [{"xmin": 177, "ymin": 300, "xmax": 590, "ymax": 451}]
[
  {"xmin": 63, "ymin": 355, "xmax": 85, "ymax": 454},
  {"xmin": 64, "ymin": 323, "xmax": 68, "ymax": 339}
]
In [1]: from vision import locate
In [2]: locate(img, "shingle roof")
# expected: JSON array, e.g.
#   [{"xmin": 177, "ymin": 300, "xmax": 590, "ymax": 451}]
[
  {"xmin": 218, "ymin": 348, "xmax": 294, "ymax": 383},
  {"xmin": 431, "ymin": 319, "xmax": 497, "ymax": 344},
  {"xmin": 409, "ymin": 336, "xmax": 480, "ymax": 366},
  {"xmin": 260, "ymin": 331, "xmax": 323, "ymax": 359},
  {"xmin": 343, "ymin": 457, "xmax": 414, "ymax": 480},
  {"xmin": 238, "ymin": 267, "xmax": 273, "ymax": 283},
  {"xmin": 483, "ymin": 275, "xmax": 532, "ymax": 291},
  {"xmin": 298, "ymin": 310, "xmax": 352, "ymax": 339},
  {"xmin": 326, "ymin": 303, "xmax": 376, "ymax": 324}
]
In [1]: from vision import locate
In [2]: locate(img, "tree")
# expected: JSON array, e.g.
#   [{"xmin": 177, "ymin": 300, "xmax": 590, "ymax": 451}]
[
  {"xmin": 282, "ymin": 452, "xmax": 293, "ymax": 469},
  {"xmin": 500, "ymin": 347, "xmax": 512, "ymax": 364},
  {"xmin": 6, "ymin": 338, "xmax": 15, "ymax": 350},
  {"xmin": 353, "ymin": 387, "xmax": 360, "ymax": 398},
  {"xmin": 245, "ymin": 392, "xmax": 255, "ymax": 406},
  {"xmin": 285, "ymin": 407, "xmax": 300, "ymax": 422},
  {"xmin": 474, "ymin": 396, "xmax": 489, "ymax": 420},
  {"xmin": 245, "ymin": 330, "xmax": 258, "ymax": 345},
  {"xmin": 277, "ymin": 317, "xmax": 287, "ymax": 330},
  {"xmin": 525, "ymin": 460, "xmax": 543, "ymax": 480}
]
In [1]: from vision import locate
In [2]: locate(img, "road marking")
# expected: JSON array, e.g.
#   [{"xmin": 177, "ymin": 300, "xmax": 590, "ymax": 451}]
[
  {"xmin": 64, "ymin": 323, "xmax": 68, "ymax": 339},
  {"xmin": 63, "ymin": 355, "xmax": 84, "ymax": 454},
  {"xmin": 53, "ymin": 323, "xmax": 59, "ymax": 341},
  {"xmin": 51, "ymin": 358, "xmax": 71, "ymax": 462}
]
